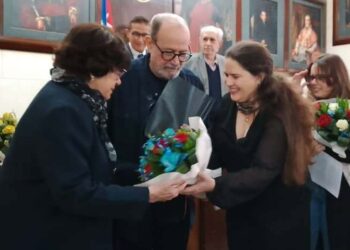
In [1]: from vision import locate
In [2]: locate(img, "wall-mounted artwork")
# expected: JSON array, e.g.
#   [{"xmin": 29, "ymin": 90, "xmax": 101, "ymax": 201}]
[
  {"xmin": 177, "ymin": 0, "xmax": 236, "ymax": 54},
  {"xmin": 333, "ymin": 0, "xmax": 350, "ymax": 45},
  {"xmin": 0, "ymin": 0, "xmax": 95, "ymax": 53},
  {"xmin": 241, "ymin": 0, "xmax": 284, "ymax": 68},
  {"xmin": 102, "ymin": 0, "xmax": 172, "ymax": 31},
  {"xmin": 288, "ymin": 0, "xmax": 325, "ymax": 70}
]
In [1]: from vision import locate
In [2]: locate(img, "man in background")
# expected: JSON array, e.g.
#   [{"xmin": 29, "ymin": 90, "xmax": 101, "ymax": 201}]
[
  {"xmin": 184, "ymin": 25, "xmax": 227, "ymax": 101},
  {"xmin": 108, "ymin": 13, "xmax": 203, "ymax": 250},
  {"xmin": 126, "ymin": 16, "xmax": 150, "ymax": 59},
  {"xmin": 253, "ymin": 10, "xmax": 276, "ymax": 54}
]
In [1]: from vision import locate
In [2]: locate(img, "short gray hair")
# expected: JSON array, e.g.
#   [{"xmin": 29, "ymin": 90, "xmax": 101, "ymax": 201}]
[
  {"xmin": 150, "ymin": 13, "xmax": 188, "ymax": 41},
  {"xmin": 200, "ymin": 25, "xmax": 224, "ymax": 41}
]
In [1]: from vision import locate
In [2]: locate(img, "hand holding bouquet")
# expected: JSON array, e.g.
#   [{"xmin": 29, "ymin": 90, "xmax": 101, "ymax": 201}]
[{"xmin": 314, "ymin": 98, "xmax": 350, "ymax": 158}]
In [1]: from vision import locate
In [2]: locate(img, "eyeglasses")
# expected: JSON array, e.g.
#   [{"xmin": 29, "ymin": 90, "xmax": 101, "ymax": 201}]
[
  {"xmin": 154, "ymin": 41, "xmax": 192, "ymax": 62},
  {"xmin": 305, "ymin": 74, "xmax": 329, "ymax": 82},
  {"xmin": 115, "ymin": 68, "xmax": 127, "ymax": 77},
  {"xmin": 131, "ymin": 31, "xmax": 149, "ymax": 38}
]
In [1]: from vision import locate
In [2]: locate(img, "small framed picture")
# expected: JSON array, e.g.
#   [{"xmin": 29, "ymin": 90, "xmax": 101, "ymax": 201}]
[{"xmin": 241, "ymin": 0, "xmax": 284, "ymax": 68}]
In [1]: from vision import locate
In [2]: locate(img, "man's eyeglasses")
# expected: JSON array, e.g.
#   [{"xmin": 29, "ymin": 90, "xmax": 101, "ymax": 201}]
[
  {"xmin": 154, "ymin": 41, "xmax": 192, "ymax": 62},
  {"xmin": 305, "ymin": 74, "xmax": 329, "ymax": 82},
  {"xmin": 131, "ymin": 31, "xmax": 149, "ymax": 38}
]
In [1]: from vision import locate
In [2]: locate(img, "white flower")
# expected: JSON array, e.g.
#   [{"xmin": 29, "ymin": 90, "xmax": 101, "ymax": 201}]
[
  {"xmin": 336, "ymin": 119, "xmax": 349, "ymax": 131},
  {"xmin": 329, "ymin": 103, "xmax": 339, "ymax": 111}
]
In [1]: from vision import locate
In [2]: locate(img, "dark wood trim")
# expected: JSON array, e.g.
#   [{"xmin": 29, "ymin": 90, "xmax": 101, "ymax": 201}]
[
  {"xmin": 236, "ymin": 0, "xmax": 242, "ymax": 41},
  {"xmin": 0, "ymin": 36, "xmax": 57, "ymax": 53},
  {"xmin": 333, "ymin": 0, "xmax": 350, "ymax": 45},
  {"xmin": 283, "ymin": 0, "xmax": 289, "ymax": 68}
]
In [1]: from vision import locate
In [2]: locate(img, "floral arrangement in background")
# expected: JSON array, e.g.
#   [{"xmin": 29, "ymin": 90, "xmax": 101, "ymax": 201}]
[
  {"xmin": 138, "ymin": 126, "xmax": 200, "ymax": 182},
  {"xmin": 314, "ymin": 98, "xmax": 350, "ymax": 157},
  {"xmin": 0, "ymin": 112, "xmax": 17, "ymax": 162}
]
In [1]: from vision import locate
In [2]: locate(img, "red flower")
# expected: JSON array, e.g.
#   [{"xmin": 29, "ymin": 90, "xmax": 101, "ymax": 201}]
[
  {"xmin": 174, "ymin": 133, "xmax": 189, "ymax": 143},
  {"xmin": 316, "ymin": 114, "xmax": 332, "ymax": 128},
  {"xmin": 346, "ymin": 110, "xmax": 350, "ymax": 120},
  {"xmin": 145, "ymin": 164, "xmax": 152, "ymax": 174},
  {"xmin": 152, "ymin": 145, "xmax": 162, "ymax": 155}
]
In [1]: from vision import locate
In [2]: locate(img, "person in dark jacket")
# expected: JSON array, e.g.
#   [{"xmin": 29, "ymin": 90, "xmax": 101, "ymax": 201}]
[
  {"xmin": 108, "ymin": 13, "xmax": 203, "ymax": 250},
  {"xmin": 0, "ymin": 23, "xmax": 186, "ymax": 250},
  {"xmin": 182, "ymin": 41, "xmax": 316, "ymax": 250}
]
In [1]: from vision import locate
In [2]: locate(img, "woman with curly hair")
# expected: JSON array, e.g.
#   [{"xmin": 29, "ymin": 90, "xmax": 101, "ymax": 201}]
[{"xmin": 183, "ymin": 41, "xmax": 315, "ymax": 250}]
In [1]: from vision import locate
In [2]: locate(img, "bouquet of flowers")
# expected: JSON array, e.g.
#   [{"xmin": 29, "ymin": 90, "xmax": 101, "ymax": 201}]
[
  {"xmin": 139, "ymin": 126, "xmax": 199, "ymax": 182},
  {"xmin": 314, "ymin": 98, "xmax": 350, "ymax": 158},
  {"xmin": 0, "ymin": 112, "xmax": 17, "ymax": 164},
  {"xmin": 136, "ymin": 117, "xmax": 219, "ymax": 187}
]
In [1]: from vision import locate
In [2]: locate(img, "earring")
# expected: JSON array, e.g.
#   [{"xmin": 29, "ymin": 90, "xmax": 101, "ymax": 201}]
[{"xmin": 90, "ymin": 74, "xmax": 95, "ymax": 80}]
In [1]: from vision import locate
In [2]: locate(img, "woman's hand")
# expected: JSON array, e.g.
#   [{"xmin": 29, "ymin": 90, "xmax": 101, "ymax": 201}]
[
  {"xmin": 312, "ymin": 139, "xmax": 325, "ymax": 157},
  {"xmin": 291, "ymin": 69, "xmax": 308, "ymax": 94},
  {"xmin": 180, "ymin": 172, "xmax": 215, "ymax": 197},
  {"xmin": 148, "ymin": 179, "xmax": 187, "ymax": 203}
]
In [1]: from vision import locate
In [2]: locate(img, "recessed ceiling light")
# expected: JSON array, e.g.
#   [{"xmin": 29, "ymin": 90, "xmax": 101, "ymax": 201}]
[{"xmin": 137, "ymin": 0, "xmax": 151, "ymax": 3}]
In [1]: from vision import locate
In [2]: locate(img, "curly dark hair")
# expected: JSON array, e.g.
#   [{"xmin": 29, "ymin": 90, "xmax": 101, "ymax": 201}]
[
  {"xmin": 226, "ymin": 41, "xmax": 315, "ymax": 185},
  {"xmin": 54, "ymin": 23, "xmax": 130, "ymax": 81}
]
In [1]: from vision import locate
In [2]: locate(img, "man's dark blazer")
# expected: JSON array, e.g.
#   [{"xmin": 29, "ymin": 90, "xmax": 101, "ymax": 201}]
[
  {"xmin": 108, "ymin": 54, "xmax": 204, "ymax": 247},
  {"xmin": 0, "ymin": 81, "xmax": 149, "ymax": 250}
]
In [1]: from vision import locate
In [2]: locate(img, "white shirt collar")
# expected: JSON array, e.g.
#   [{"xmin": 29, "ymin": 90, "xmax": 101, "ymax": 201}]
[{"xmin": 129, "ymin": 42, "xmax": 146, "ymax": 59}]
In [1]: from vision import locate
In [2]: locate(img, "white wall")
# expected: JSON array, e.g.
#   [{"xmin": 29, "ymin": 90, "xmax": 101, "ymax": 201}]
[{"xmin": 0, "ymin": 50, "xmax": 53, "ymax": 118}]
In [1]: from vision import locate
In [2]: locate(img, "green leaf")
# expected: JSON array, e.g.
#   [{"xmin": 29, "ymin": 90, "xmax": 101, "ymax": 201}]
[
  {"xmin": 320, "ymin": 102, "xmax": 328, "ymax": 113},
  {"xmin": 176, "ymin": 164, "xmax": 190, "ymax": 174},
  {"xmin": 338, "ymin": 136, "xmax": 350, "ymax": 147}
]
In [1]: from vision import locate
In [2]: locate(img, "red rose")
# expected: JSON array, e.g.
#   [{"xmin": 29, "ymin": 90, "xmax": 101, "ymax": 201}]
[
  {"xmin": 316, "ymin": 114, "xmax": 332, "ymax": 128},
  {"xmin": 346, "ymin": 110, "xmax": 350, "ymax": 119},
  {"xmin": 174, "ymin": 133, "xmax": 189, "ymax": 143}
]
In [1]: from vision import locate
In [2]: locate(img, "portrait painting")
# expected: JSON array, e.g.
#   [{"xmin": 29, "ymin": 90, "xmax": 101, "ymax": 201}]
[
  {"xmin": 289, "ymin": 0, "xmax": 325, "ymax": 69},
  {"xmin": 241, "ymin": 0, "xmax": 284, "ymax": 68},
  {"xmin": 176, "ymin": 0, "xmax": 236, "ymax": 54},
  {"xmin": 2, "ymin": 0, "xmax": 95, "ymax": 42},
  {"xmin": 333, "ymin": 0, "xmax": 350, "ymax": 45},
  {"xmin": 102, "ymin": 0, "xmax": 172, "ymax": 31}
]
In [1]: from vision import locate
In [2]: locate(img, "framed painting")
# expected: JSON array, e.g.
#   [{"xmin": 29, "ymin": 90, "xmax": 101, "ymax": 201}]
[
  {"xmin": 288, "ymin": 0, "xmax": 325, "ymax": 70},
  {"xmin": 0, "ymin": 0, "xmax": 95, "ymax": 53},
  {"xmin": 177, "ymin": 0, "xmax": 236, "ymax": 54},
  {"xmin": 241, "ymin": 0, "xmax": 284, "ymax": 68},
  {"xmin": 99, "ymin": 0, "xmax": 172, "ymax": 32},
  {"xmin": 333, "ymin": 0, "xmax": 350, "ymax": 45}
]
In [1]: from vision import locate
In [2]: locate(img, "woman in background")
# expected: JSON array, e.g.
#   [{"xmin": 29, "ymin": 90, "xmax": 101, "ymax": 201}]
[
  {"xmin": 0, "ymin": 23, "xmax": 185, "ymax": 250},
  {"xmin": 182, "ymin": 41, "xmax": 315, "ymax": 250},
  {"xmin": 296, "ymin": 54, "xmax": 350, "ymax": 250}
]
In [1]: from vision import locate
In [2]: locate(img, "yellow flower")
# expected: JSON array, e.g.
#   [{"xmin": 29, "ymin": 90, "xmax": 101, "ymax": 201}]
[
  {"xmin": 2, "ymin": 125, "xmax": 15, "ymax": 135},
  {"xmin": 2, "ymin": 112, "xmax": 16, "ymax": 125}
]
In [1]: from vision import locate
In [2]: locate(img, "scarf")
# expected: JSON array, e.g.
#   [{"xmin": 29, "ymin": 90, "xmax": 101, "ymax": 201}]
[{"xmin": 51, "ymin": 67, "xmax": 117, "ymax": 164}]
